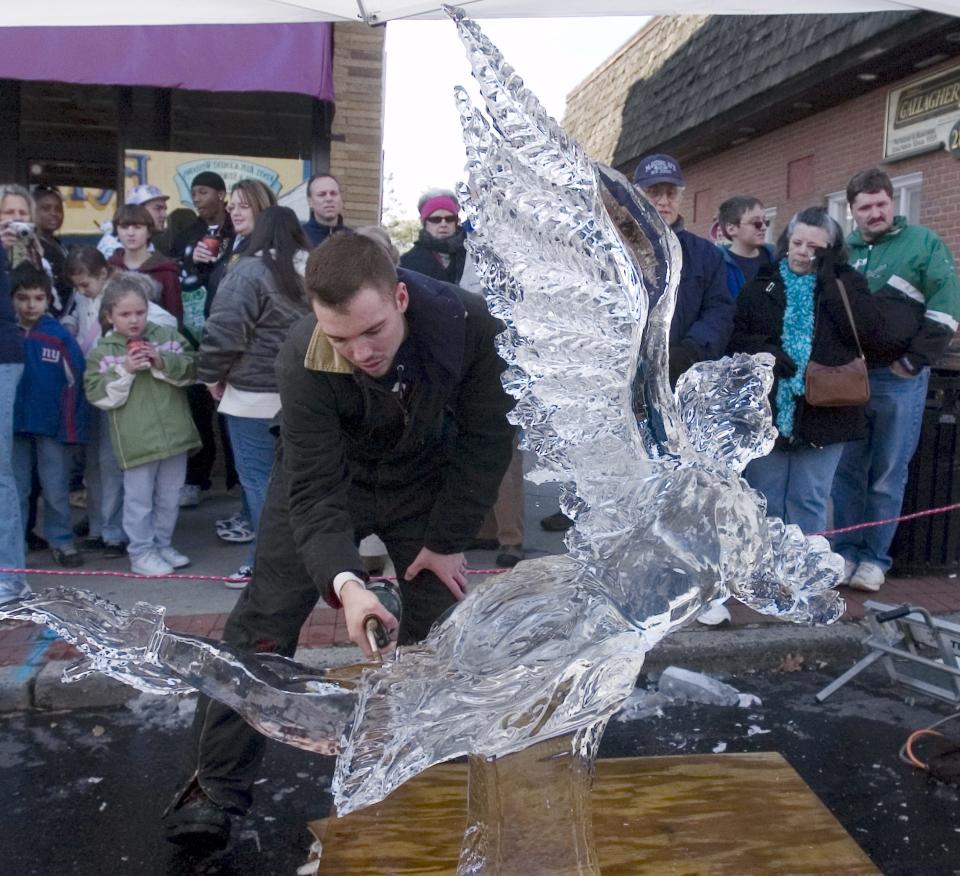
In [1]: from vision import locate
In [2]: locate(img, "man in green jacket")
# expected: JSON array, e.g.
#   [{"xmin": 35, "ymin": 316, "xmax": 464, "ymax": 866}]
[{"xmin": 832, "ymin": 167, "xmax": 960, "ymax": 592}]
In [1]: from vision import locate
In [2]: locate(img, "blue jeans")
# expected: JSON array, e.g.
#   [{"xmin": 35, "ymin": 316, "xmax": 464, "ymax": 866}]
[
  {"xmin": 225, "ymin": 415, "xmax": 275, "ymax": 565},
  {"xmin": 86, "ymin": 410, "xmax": 126, "ymax": 545},
  {"xmin": 13, "ymin": 433, "xmax": 76, "ymax": 549},
  {"xmin": 831, "ymin": 367, "xmax": 930, "ymax": 571},
  {"xmin": 0, "ymin": 364, "xmax": 27, "ymax": 601},
  {"xmin": 745, "ymin": 442, "xmax": 846, "ymax": 535}
]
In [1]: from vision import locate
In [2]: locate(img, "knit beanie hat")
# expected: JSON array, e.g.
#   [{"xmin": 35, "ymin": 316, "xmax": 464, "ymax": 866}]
[
  {"xmin": 191, "ymin": 171, "xmax": 227, "ymax": 192},
  {"xmin": 417, "ymin": 189, "xmax": 460, "ymax": 221}
]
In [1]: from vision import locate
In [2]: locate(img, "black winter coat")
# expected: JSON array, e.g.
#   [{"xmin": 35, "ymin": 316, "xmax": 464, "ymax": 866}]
[
  {"xmin": 671, "ymin": 225, "xmax": 735, "ymax": 359},
  {"xmin": 399, "ymin": 230, "xmax": 467, "ymax": 285},
  {"xmin": 198, "ymin": 255, "xmax": 310, "ymax": 392},
  {"xmin": 173, "ymin": 214, "xmax": 235, "ymax": 288},
  {"xmin": 0, "ymin": 247, "xmax": 23, "ymax": 365},
  {"xmin": 274, "ymin": 269, "xmax": 515, "ymax": 606},
  {"xmin": 729, "ymin": 262, "xmax": 888, "ymax": 449}
]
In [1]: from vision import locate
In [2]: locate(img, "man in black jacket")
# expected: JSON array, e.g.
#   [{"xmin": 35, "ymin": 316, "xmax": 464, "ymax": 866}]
[
  {"xmin": 163, "ymin": 233, "xmax": 515, "ymax": 849},
  {"xmin": 302, "ymin": 173, "xmax": 350, "ymax": 247},
  {"xmin": 173, "ymin": 171, "xmax": 236, "ymax": 508}
]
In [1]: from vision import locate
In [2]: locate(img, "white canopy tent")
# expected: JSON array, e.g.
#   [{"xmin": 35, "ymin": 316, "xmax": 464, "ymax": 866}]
[{"xmin": 4, "ymin": 0, "xmax": 956, "ymax": 27}]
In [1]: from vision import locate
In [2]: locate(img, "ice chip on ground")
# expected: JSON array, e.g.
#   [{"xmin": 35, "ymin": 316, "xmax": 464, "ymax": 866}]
[
  {"xmin": 657, "ymin": 667, "xmax": 741, "ymax": 707},
  {"xmin": 738, "ymin": 693, "xmax": 763, "ymax": 708},
  {"xmin": 615, "ymin": 688, "xmax": 671, "ymax": 722},
  {"xmin": 747, "ymin": 725, "xmax": 771, "ymax": 736},
  {"xmin": 713, "ymin": 741, "xmax": 728, "ymax": 753}
]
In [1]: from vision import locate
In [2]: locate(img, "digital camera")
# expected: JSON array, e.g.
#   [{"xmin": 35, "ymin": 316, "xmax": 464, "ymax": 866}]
[{"xmin": 8, "ymin": 221, "xmax": 36, "ymax": 240}]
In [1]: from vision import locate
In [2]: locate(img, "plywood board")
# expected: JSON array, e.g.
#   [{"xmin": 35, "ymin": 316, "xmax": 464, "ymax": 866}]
[{"xmin": 308, "ymin": 752, "xmax": 879, "ymax": 875}]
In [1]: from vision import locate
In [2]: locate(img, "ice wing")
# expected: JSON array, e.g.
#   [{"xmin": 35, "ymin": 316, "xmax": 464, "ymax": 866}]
[{"xmin": 449, "ymin": 8, "xmax": 677, "ymax": 510}]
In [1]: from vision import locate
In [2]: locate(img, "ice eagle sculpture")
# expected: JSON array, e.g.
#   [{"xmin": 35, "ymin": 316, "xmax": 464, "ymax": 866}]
[{"xmin": 0, "ymin": 6, "xmax": 844, "ymax": 822}]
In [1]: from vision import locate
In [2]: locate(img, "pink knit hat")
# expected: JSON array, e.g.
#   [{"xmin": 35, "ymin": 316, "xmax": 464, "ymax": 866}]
[{"xmin": 419, "ymin": 195, "xmax": 459, "ymax": 221}]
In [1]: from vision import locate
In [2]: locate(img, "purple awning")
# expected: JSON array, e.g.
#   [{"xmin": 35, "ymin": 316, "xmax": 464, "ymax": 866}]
[{"xmin": 0, "ymin": 23, "xmax": 334, "ymax": 101}]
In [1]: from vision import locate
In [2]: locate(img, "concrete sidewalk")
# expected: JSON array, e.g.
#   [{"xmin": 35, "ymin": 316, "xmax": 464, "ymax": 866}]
[{"xmin": 2, "ymin": 474, "xmax": 959, "ymax": 712}]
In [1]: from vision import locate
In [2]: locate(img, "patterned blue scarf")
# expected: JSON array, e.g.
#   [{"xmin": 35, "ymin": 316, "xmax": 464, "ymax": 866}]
[{"xmin": 775, "ymin": 260, "xmax": 817, "ymax": 439}]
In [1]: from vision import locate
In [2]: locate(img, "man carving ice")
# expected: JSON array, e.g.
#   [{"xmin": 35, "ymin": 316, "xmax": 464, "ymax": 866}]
[{"xmin": 163, "ymin": 232, "xmax": 515, "ymax": 848}]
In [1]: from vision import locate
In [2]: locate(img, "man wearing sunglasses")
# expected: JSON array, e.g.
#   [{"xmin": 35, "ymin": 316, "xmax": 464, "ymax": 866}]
[
  {"xmin": 399, "ymin": 189, "xmax": 467, "ymax": 285},
  {"xmin": 716, "ymin": 195, "xmax": 775, "ymax": 299}
]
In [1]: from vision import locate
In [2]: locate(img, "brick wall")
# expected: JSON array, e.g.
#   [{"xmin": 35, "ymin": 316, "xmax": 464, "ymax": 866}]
[
  {"xmin": 679, "ymin": 60, "xmax": 960, "ymax": 257},
  {"xmin": 329, "ymin": 23, "xmax": 385, "ymax": 227}
]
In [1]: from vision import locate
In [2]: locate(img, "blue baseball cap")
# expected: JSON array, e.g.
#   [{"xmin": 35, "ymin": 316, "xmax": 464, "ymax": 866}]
[{"xmin": 633, "ymin": 154, "xmax": 685, "ymax": 188}]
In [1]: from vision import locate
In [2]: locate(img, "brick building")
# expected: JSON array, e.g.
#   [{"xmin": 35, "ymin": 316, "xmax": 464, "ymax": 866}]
[
  {"xmin": 327, "ymin": 23, "xmax": 385, "ymax": 226},
  {"xmin": 0, "ymin": 21, "xmax": 384, "ymax": 228},
  {"xmin": 564, "ymin": 12, "xmax": 960, "ymax": 255}
]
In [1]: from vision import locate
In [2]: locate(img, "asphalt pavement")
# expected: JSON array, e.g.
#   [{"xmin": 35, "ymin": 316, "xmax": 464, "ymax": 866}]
[
  {"xmin": 3, "ymin": 460, "xmax": 960, "ymax": 873},
  {"xmin": 1, "ymin": 667, "xmax": 957, "ymax": 875}
]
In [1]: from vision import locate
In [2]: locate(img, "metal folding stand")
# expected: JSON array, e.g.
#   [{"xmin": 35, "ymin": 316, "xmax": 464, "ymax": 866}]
[{"xmin": 816, "ymin": 601, "xmax": 960, "ymax": 705}]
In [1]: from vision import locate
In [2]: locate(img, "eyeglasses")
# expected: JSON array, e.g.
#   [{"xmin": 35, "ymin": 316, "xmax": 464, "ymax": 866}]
[
  {"xmin": 426, "ymin": 215, "xmax": 458, "ymax": 225},
  {"xmin": 642, "ymin": 185, "xmax": 682, "ymax": 201},
  {"xmin": 740, "ymin": 219, "xmax": 771, "ymax": 230}
]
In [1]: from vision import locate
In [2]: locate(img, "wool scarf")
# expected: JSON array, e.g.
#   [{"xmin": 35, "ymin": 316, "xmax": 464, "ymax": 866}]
[{"xmin": 774, "ymin": 260, "xmax": 817, "ymax": 439}]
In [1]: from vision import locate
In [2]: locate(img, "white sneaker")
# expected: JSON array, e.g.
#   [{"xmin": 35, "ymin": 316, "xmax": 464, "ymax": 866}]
[
  {"xmin": 157, "ymin": 547, "xmax": 191, "ymax": 569},
  {"xmin": 225, "ymin": 564, "xmax": 253, "ymax": 590},
  {"xmin": 697, "ymin": 599, "xmax": 732, "ymax": 626},
  {"xmin": 178, "ymin": 485, "xmax": 202, "ymax": 508},
  {"xmin": 841, "ymin": 559, "xmax": 857, "ymax": 585},
  {"xmin": 849, "ymin": 561, "xmax": 885, "ymax": 592},
  {"xmin": 131, "ymin": 551, "xmax": 175, "ymax": 576}
]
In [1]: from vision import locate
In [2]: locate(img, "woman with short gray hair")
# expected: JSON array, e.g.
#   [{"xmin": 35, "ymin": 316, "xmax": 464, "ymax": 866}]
[{"xmin": 727, "ymin": 206, "xmax": 884, "ymax": 535}]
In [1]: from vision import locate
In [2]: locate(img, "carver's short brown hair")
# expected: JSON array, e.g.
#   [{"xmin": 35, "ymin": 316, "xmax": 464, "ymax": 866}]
[{"xmin": 305, "ymin": 233, "xmax": 398, "ymax": 311}]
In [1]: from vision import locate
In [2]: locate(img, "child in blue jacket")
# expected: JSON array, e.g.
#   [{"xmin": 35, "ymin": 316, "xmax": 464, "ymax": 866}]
[{"xmin": 12, "ymin": 264, "xmax": 89, "ymax": 567}]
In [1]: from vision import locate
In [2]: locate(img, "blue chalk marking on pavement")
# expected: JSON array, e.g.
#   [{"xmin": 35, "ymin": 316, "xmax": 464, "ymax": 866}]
[{"xmin": 14, "ymin": 628, "xmax": 59, "ymax": 683}]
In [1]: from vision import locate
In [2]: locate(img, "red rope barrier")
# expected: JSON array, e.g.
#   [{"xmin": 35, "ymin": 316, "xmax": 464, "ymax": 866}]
[
  {"xmin": 3, "ymin": 498, "xmax": 958, "ymax": 581},
  {"xmin": 816, "ymin": 501, "xmax": 960, "ymax": 538}
]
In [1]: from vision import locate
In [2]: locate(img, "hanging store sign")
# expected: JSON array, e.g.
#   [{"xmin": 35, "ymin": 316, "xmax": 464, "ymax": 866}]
[
  {"xmin": 884, "ymin": 64, "xmax": 960, "ymax": 161},
  {"xmin": 60, "ymin": 148, "xmax": 310, "ymax": 238}
]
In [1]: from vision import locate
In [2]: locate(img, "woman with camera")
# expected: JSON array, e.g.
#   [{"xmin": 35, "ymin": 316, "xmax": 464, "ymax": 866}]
[{"xmin": 0, "ymin": 186, "xmax": 48, "ymax": 292}]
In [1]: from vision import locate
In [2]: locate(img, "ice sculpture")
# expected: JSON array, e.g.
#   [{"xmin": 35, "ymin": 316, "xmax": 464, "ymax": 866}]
[{"xmin": 0, "ymin": 6, "xmax": 846, "ymax": 870}]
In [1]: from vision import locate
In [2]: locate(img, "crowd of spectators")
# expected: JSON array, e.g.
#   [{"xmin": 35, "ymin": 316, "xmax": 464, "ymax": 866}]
[
  {"xmin": 0, "ymin": 157, "xmax": 958, "ymax": 608},
  {"xmin": 542, "ymin": 157, "xmax": 960, "ymax": 609},
  {"xmin": 0, "ymin": 170, "xmax": 502, "ymax": 601}
]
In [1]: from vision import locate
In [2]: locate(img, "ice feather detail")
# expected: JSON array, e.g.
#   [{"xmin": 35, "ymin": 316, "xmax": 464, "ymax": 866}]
[{"xmin": 451, "ymin": 34, "xmax": 651, "ymax": 514}]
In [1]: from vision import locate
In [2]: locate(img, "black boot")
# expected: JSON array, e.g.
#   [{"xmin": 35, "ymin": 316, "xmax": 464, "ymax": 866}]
[
  {"xmin": 163, "ymin": 780, "xmax": 231, "ymax": 852},
  {"xmin": 539, "ymin": 511, "xmax": 573, "ymax": 532},
  {"xmin": 496, "ymin": 545, "xmax": 524, "ymax": 567}
]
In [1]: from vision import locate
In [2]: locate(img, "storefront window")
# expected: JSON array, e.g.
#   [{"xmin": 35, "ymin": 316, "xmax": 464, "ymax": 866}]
[{"xmin": 764, "ymin": 207, "xmax": 777, "ymax": 243}]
